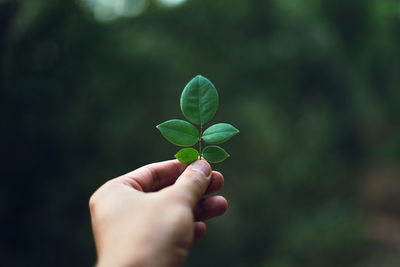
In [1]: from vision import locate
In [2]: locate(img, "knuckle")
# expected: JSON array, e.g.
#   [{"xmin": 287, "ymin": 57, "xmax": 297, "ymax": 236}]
[
  {"xmin": 88, "ymin": 194, "xmax": 96, "ymax": 210},
  {"xmin": 88, "ymin": 192, "xmax": 99, "ymax": 210},
  {"xmin": 88, "ymin": 180, "xmax": 115, "ymax": 210}
]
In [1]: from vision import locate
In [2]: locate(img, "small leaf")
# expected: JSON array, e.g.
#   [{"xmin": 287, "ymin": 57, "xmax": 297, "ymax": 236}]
[
  {"xmin": 156, "ymin": 119, "xmax": 199, "ymax": 147},
  {"xmin": 202, "ymin": 145, "xmax": 230, "ymax": 163},
  {"xmin": 180, "ymin": 75, "xmax": 219, "ymax": 126},
  {"xmin": 202, "ymin": 123, "xmax": 239, "ymax": 144},
  {"xmin": 175, "ymin": 148, "xmax": 199, "ymax": 164}
]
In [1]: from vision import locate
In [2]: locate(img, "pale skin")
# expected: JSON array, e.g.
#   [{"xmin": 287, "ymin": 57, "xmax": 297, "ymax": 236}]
[{"xmin": 89, "ymin": 159, "xmax": 228, "ymax": 267}]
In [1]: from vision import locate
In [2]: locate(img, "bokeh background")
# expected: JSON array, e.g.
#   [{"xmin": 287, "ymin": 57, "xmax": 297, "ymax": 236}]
[{"xmin": 1, "ymin": 0, "xmax": 400, "ymax": 266}]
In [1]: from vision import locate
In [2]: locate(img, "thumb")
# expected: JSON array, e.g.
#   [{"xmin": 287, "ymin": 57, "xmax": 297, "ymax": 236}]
[{"xmin": 172, "ymin": 160, "xmax": 212, "ymax": 208}]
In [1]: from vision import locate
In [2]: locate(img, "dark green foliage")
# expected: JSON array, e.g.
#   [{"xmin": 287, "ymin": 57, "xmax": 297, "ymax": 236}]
[
  {"xmin": 202, "ymin": 123, "xmax": 239, "ymax": 144},
  {"xmin": 180, "ymin": 75, "xmax": 219, "ymax": 126},
  {"xmin": 202, "ymin": 145, "xmax": 230, "ymax": 163},
  {"xmin": 157, "ymin": 75, "xmax": 238, "ymax": 164},
  {"xmin": 156, "ymin": 119, "xmax": 199, "ymax": 146}
]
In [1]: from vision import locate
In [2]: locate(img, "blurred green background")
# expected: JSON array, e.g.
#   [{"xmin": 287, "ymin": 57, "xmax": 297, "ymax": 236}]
[{"xmin": 1, "ymin": 0, "xmax": 400, "ymax": 266}]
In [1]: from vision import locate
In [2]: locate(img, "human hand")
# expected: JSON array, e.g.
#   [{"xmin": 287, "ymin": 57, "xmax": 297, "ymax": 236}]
[{"xmin": 89, "ymin": 159, "xmax": 228, "ymax": 267}]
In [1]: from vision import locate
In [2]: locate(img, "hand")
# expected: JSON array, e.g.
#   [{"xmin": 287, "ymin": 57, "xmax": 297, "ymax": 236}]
[{"xmin": 89, "ymin": 159, "xmax": 228, "ymax": 267}]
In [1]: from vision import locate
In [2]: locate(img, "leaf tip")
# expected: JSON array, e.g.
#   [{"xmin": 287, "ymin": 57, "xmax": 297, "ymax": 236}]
[{"xmin": 156, "ymin": 124, "xmax": 163, "ymax": 131}]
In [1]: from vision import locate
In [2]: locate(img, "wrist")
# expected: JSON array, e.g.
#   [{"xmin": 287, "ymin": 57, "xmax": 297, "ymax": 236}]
[
  {"xmin": 96, "ymin": 246, "xmax": 151, "ymax": 267},
  {"xmin": 96, "ymin": 255, "xmax": 146, "ymax": 267}
]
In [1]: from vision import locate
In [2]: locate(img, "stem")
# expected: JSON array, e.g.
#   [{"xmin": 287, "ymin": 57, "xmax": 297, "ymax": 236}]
[{"xmin": 199, "ymin": 124, "xmax": 203, "ymax": 159}]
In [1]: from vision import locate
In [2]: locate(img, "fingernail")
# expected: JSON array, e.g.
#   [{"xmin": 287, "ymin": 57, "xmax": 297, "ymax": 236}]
[{"xmin": 191, "ymin": 160, "xmax": 211, "ymax": 179}]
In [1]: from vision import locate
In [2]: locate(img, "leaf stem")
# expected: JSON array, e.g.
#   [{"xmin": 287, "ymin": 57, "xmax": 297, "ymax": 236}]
[{"xmin": 199, "ymin": 124, "xmax": 203, "ymax": 159}]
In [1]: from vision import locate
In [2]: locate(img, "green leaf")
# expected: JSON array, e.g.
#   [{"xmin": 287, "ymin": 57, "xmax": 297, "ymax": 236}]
[
  {"xmin": 202, "ymin": 145, "xmax": 230, "ymax": 163},
  {"xmin": 175, "ymin": 148, "xmax": 199, "ymax": 164},
  {"xmin": 202, "ymin": 123, "xmax": 239, "ymax": 144},
  {"xmin": 180, "ymin": 75, "xmax": 219, "ymax": 126},
  {"xmin": 156, "ymin": 119, "xmax": 199, "ymax": 147}
]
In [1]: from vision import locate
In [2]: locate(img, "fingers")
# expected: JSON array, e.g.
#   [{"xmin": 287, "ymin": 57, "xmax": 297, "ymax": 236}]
[
  {"xmin": 119, "ymin": 160, "xmax": 188, "ymax": 192},
  {"xmin": 171, "ymin": 160, "xmax": 212, "ymax": 208},
  {"xmin": 188, "ymin": 197, "xmax": 228, "ymax": 249},
  {"xmin": 191, "ymin": 221, "xmax": 206, "ymax": 248},
  {"xmin": 205, "ymin": 171, "xmax": 224, "ymax": 195},
  {"xmin": 194, "ymin": 196, "xmax": 228, "ymax": 221},
  {"xmin": 116, "ymin": 159, "xmax": 224, "ymax": 195}
]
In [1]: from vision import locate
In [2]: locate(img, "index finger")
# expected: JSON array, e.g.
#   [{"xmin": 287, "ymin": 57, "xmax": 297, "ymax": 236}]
[{"xmin": 118, "ymin": 159, "xmax": 188, "ymax": 192}]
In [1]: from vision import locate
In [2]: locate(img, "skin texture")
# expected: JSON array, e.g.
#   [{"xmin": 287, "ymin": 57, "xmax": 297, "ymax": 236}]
[{"xmin": 89, "ymin": 159, "xmax": 228, "ymax": 267}]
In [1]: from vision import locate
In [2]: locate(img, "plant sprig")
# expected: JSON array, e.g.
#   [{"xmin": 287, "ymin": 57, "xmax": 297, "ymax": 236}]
[{"xmin": 156, "ymin": 75, "xmax": 239, "ymax": 164}]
